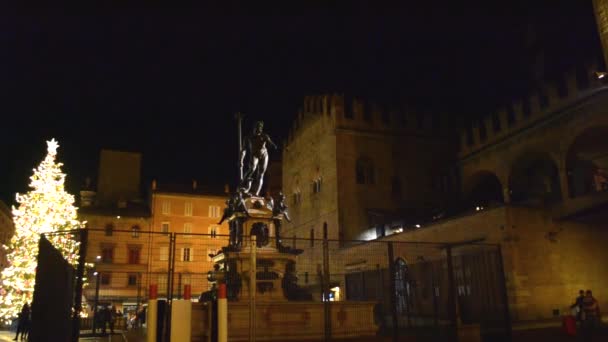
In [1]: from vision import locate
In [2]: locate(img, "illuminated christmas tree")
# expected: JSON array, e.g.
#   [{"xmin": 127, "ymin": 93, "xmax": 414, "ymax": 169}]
[{"xmin": 0, "ymin": 139, "xmax": 84, "ymax": 323}]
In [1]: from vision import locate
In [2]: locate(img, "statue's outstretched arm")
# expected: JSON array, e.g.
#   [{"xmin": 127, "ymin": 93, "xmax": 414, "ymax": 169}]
[{"xmin": 266, "ymin": 134, "xmax": 278, "ymax": 149}]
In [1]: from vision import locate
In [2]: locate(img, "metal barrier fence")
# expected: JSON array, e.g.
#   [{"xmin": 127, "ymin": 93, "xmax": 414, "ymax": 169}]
[{"xmin": 35, "ymin": 228, "xmax": 511, "ymax": 341}]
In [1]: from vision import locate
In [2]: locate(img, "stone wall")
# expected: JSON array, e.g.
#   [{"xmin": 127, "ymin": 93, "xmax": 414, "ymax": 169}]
[{"xmin": 338, "ymin": 205, "xmax": 608, "ymax": 322}]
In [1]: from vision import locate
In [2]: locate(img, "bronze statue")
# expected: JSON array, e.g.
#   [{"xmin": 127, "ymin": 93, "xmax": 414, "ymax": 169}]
[
  {"xmin": 239, "ymin": 121, "xmax": 277, "ymax": 197},
  {"xmin": 218, "ymin": 199, "xmax": 233, "ymax": 225},
  {"xmin": 273, "ymin": 192, "xmax": 291, "ymax": 249},
  {"xmin": 225, "ymin": 191, "xmax": 248, "ymax": 249}
]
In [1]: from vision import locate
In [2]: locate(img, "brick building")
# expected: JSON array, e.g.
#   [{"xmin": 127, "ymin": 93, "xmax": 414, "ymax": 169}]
[
  {"xmin": 282, "ymin": 60, "xmax": 608, "ymax": 324},
  {"xmin": 148, "ymin": 181, "xmax": 230, "ymax": 300},
  {"xmin": 78, "ymin": 150, "xmax": 152, "ymax": 314}
]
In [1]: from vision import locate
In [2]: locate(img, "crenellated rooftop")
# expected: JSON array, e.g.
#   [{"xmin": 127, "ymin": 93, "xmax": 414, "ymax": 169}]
[
  {"xmin": 459, "ymin": 61, "xmax": 604, "ymax": 157},
  {"xmin": 283, "ymin": 94, "xmax": 451, "ymax": 149}
]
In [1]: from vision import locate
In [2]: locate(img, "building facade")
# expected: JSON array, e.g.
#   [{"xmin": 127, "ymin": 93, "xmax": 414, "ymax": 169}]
[
  {"xmin": 148, "ymin": 181, "xmax": 230, "ymax": 300},
  {"xmin": 282, "ymin": 61, "xmax": 608, "ymax": 323},
  {"xmin": 282, "ymin": 95, "xmax": 454, "ymax": 243},
  {"xmin": 78, "ymin": 149, "xmax": 152, "ymax": 315}
]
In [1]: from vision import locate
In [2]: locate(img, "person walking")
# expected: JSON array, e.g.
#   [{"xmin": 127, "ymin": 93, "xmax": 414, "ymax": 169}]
[
  {"xmin": 581, "ymin": 290, "xmax": 601, "ymax": 341},
  {"xmin": 109, "ymin": 305, "xmax": 117, "ymax": 334},
  {"xmin": 13, "ymin": 303, "xmax": 30, "ymax": 341},
  {"xmin": 571, "ymin": 289, "xmax": 585, "ymax": 322},
  {"xmin": 99, "ymin": 306, "xmax": 110, "ymax": 335}
]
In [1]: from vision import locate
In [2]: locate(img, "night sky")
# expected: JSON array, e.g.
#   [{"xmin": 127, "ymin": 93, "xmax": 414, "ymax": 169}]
[{"xmin": 0, "ymin": 2, "xmax": 601, "ymax": 205}]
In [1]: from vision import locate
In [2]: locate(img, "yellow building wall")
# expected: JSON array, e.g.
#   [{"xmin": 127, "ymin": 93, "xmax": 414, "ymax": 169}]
[{"xmin": 149, "ymin": 192, "xmax": 229, "ymax": 299}]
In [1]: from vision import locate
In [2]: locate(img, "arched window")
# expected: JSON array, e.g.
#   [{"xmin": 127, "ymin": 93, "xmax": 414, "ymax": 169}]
[
  {"xmin": 395, "ymin": 258, "xmax": 411, "ymax": 315},
  {"xmin": 105, "ymin": 223, "xmax": 114, "ymax": 236},
  {"xmin": 356, "ymin": 158, "xmax": 375, "ymax": 185},
  {"xmin": 510, "ymin": 152, "xmax": 562, "ymax": 204}
]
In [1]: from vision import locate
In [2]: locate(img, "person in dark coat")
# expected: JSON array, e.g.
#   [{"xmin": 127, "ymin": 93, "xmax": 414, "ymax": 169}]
[
  {"xmin": 13, "ymin": 303, "xmax": 30, "ymax": 341},
  {"xmin": 99, "ymin": 306, "xmax": 111, "ymax": 335},
  {"xmin": 571, "ymin": 289, "xmax": 585, "ymax": 322}
]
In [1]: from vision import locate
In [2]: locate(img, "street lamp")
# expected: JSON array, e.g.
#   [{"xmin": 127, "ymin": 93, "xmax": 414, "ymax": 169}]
[{"xmin": 92, "ymin": 267, "xmax": 101, "ymax": 334}]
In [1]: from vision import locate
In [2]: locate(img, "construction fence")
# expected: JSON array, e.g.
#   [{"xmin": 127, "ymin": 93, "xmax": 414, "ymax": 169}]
[{"xmin": 36, "ymin": 228, "xmax": 511, "ymax": 341}]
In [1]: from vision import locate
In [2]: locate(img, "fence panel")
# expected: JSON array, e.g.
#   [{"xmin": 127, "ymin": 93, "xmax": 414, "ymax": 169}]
[{"xmin": 48, "ymin": 227, "xmax": 511, "ymax": 341}]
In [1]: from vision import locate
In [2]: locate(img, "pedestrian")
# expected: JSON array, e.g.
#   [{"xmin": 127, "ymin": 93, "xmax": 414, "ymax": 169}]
[
  {"xmin": 570, "ymin": 289, "xmax": 585, "ymax": 322},
  {"xmin": 100, "ymin": 306, "xmax": 110, "ymax": 335},
  {"xmin": 581, "ymin": 290, "xmax": 601, "ymax": 341},
  {"xmin": 13, "ymin": 303, "xmax": 30, "ymax": 341},
  {"xmin": 109, "ymin": 305, "xmax": 117, "ymax": 334},
  {"xmin": 21, "ymin": 305, "xmax": 30, "ymax": 341}
]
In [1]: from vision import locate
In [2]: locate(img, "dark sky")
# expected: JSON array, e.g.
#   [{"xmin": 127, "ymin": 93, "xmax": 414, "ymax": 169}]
[{"xmin": 0, "ymin": 2, "xmax": 601, "ymax": 204}]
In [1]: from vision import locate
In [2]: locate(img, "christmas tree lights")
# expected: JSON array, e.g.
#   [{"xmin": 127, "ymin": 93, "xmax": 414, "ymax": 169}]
[{"xmin": 0, "ymin": 139, "xmax": 84, "ymax": 323}]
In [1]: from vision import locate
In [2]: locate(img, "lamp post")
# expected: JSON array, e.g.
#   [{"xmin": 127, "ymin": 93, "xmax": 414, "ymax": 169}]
[
  {"xmin": 92, "ymin": 255, "xmax": 101, "ymax": 334},
  {"xmin": 92, "ymin": 271, "xmax": 101, "ymax": 334}
]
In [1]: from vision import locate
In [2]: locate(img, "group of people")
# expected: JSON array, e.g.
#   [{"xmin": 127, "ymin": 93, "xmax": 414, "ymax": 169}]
[
  {"xmin": 94, "ymin": 305, "xmax": 146, "ymax": 333},
  {"xmin": 13, "ymin": 303, "xmax": 30, "ymax": 341},
  {"xmin": 570, "ymin": 289, "xmax": 601, "ymax": 338},
  {"xmin": 95, "ymin": 305, "xmax": 118, "ymax": 335}
]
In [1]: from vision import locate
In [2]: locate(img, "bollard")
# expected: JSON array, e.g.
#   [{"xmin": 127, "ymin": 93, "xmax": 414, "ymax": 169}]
[
  {"xmin": 218, "ymin": 283, "xmax": 228, "ymax": 342},
  {"xmin": 146, "ymin": 284, "xmax": 158, "ymax": 342},
  {"xmin": 170, "ymin": 300, "xmax": 192, "ymax": 341},
  {"xmin": 184, "ymin": 284, "xmax": 192, "ymax": 300}
]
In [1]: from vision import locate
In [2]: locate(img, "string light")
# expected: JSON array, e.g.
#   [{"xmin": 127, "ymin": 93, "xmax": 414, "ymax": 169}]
[{"xmin": 0, "ymin": 139, "xmax": 85, "ymax": 323}]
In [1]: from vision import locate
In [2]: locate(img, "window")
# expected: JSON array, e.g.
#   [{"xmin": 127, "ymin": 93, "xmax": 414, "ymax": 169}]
[
  {"xmin": 161, "ymin": 222, "xmax": 170, "ymax": 233},
  {"xmin": 101, "ymin": 273, "xmax": 111, "ymax": 286},
  {"xmin": 208, "ymin": 206, "xmax": 220, "ymax": 218},
  {"xmin": 206, "ymin": 249, "xmax": 217, "ymax": 261},
  {"xmin": 162, "ymin": 201, "xmax": 171, "ymax": 215},
  {"xmin": 105, "ymin": 224, "xmax": 114, "ymax": 236},
  {"xmin": 292, "ymin": 191, "xmax": 302, "ymax": 205},
  {"xmin": 128, "ymin": 247, "xmax": 140, "ymax": 264},
  {"xmin": 356, "ymin": 158, "xmax": 374, "ymax": 185},
  {"xmin": 184, "ymin": 202, "xmax": 193, "ymax": 216},
  {"xmin": 158, "ymin": 274, "xmax": 167, "ymax": 294},
  {"xmin": 312, "ymin": 178, "xmax": 322, "ymax": 194},
  {"xmin": 160, "ymin": 246, "xmax": 169, "ymax": 261},
  {"xmin": 310, "ymin": 229, "xmax": 315, "ymax": 247},
  {"xmin": 209, "ymin": 225, "xmax": 219, "ymax": 238},
  {"xmin": 127, "ymin": 274, "xmax": 138, "ymax": 286},
  {"xmin": 182, "ymin": 247, "xmax": 193, "ymax": 262},
  {"xmin": 183, "ymin": 223, "xmax": 192, "ymax": 238},
  {"xmin": 131, "ymin": 225, "xmax": 140, "ymax": 238},
  {"xmin": 101, "ymin": 246, "xmax": 114, "ymax": 263}
]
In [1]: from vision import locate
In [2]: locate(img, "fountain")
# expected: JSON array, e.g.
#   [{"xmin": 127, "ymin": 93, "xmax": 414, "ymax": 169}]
[{"xmin": 191, "ymin": 118, "xmax": 378, "ymax": 341}]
